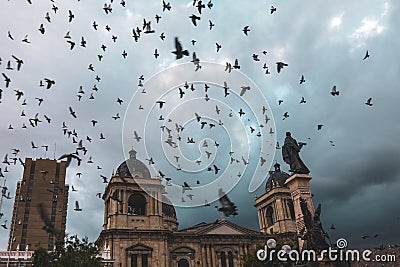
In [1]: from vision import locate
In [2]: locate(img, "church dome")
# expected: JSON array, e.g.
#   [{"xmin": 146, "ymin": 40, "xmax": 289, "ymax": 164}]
[
  {"xmin": 265, "ymin": 162, "xmax": 290, "ymax": 192},
  {"xmin": 116, "ymin": 148, "xmax": 151, "ymax": 178},
  {"xmin": 162, "ymin": 195, "xmax": 176, "ymax": 218}
]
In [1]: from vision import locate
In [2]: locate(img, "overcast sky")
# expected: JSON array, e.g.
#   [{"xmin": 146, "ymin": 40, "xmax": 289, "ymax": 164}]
[{"xmin": 0, "ymin": 0, "xmax": 399, "ymax": 251}]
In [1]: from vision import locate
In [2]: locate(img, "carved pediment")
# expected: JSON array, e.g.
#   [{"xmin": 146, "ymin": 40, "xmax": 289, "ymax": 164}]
[
  {"xmin": 205, "ymin": 224, "xmax": 246, "ymax": 235},
  {"xmin": 126, "ymin": 243, "xmax": 153, "ymax": 253},
  {"xmin": 178, "ymin": 218, "xmax": 263, "ymax": 236}
]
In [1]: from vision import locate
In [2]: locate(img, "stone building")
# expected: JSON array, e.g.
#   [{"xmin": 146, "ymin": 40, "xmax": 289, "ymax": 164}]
[
  {"xmin": 254, "ymin": 162, "xmax": 297, "ymax": 237},
  {"xmin": 96, "ymin": 149, "xmax": 270, "ymax": 267}
]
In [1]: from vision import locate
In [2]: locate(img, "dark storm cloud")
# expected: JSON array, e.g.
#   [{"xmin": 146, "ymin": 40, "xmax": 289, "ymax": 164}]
[{"xmin": 0, "ymin": 0, "xmax": 399, "ymax": 251}]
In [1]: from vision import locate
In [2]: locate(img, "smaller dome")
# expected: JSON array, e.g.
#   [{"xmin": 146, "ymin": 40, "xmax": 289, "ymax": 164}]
[
  {"xmin": 116, "ymin": 148, "xmax": 151, "ymax": 178},
  {"xmin": 162, "ymin": 195, "xmax": 176, "ymax": 218},
  {"xmin": 265, "ymin": 162, "xmax": 290, "ymax": 192}
]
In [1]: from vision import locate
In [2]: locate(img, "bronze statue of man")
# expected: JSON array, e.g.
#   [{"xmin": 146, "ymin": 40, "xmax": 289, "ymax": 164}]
[{"xmin": 282, "ymin": 132, "xmax": 310, "ymax": 174}]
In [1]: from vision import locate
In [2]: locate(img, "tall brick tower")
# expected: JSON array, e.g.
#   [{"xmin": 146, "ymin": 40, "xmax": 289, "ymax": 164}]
[{"xmin": 7, "ymin": 158, "xmax": 69, "ymax": 251}]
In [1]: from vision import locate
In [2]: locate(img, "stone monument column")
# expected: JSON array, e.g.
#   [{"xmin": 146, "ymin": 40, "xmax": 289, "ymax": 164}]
[{"xmin": 285, "ymin": 173, "xmax": 314, "ymax": 251}]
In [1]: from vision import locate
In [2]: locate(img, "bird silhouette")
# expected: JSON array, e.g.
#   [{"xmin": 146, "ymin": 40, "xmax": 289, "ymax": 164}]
[
  {"xmin": 132, "ymin": 28, "xmax": 140, "ymax": 42},
  {"xmin": 300, "ymin": 75, "xmax": 305, "ymax": 84},
  {"xmin": 66, "ymin": 40, "xmax": 75, "ymax": 50},
  {"xmin": 363, "ymin": 50, "xmax": 370, "ymax": 60},
  {"xmin": 11, "ymin": 55, "xmax": 24, "ymax": 71},
  {"xmin": 156, "ymin": 100, "xmax": 166, "ymax": 108},
  {"xmin": 132, "ymin": 131, "xmax": 141, "ymax": 142},
  {"xmin": 190, "ymin": 14, "xmax": 201, "ymax": 26},
  {"xmin": 45, "ymin": 12, "xmax": 51, "ymax": 23},
  {"xmin": 240, "ymin": 86, "xmax": 250, "ymax": 96},
  {"xmin": 144, "ymin": 20, "xmax": 155, "ymax": 34},
  {"xmin": 81, "ymin": 36, "xmax": 87, "ymax": 47},
  {"xmin": 101, "ymin": 175, "xmax": 108, "ymax": 183},
  {"xmin": 160, "ymin": 32, "xmax": 166, "ymax": 41},
  {"xmin": 233, "ymin": 59, "xmax": 240, "ymax": 69},
  {"xmin": 163, "ymin": 0, "xmax": 171, "ymax": 11},
  {"xmin": 276, "ymin": 62, "xmax": 288, "ymax": 73},
  {"xmin": 44, "ymin": 78, "xmax": 55, "ymax": 89},
  {"xmin": 112, "ymin": 113, "xmax": 120, "ymax": 120},
  {"xmin": 74, "ymin": 200, "xmax": 82, "ymax": 211},
  {"xmin": 216, "ymin": 43, "xmax": 222, "ymax": 52},
  {"xmin": 283, "ymin": 112, "xmax": 289, "ymax": 120},
  {"xmin": 155, "ymin": 14, "xmax": 162, "ymax": 23},
  {"xmin": 209, "ymin": 20, "xmax": 215, "ymax": 30},
  {"xmin": 223, "ymin": 81, "xmax": 230, "ymax": 97},
  {"xmin": 58, "ymin": 153, "xmax": 81, "ymax": 167},
  {"xmin": 197, "ymin": 0, "xmax": 206, "ymax": 13},
  {"xmin": 330, "ymin": 85, "xmax": 339, "ymax": 96},
  {"xmin": 242, "ymin": 26, "xmax": 250, "ymax": 35},
  {"xmin": 213, "ymin": 164, "xmax": 220, "ymax": 174},
  {"xmin": 0, "ymin": 220, "xmax": 7, "ymax": 230},
  {"xmin": 69, "ymin": 107, "xmax": 77, "ymax": 118},
  {"xmin": 103, "ymin": 3, "xmax": 112, "ymax": 14},
  {"xmin": 111, "ymin": 190, "xmax": 123, "ymax": 204},
  {"xmin": 217, "ymin": 189, "xmax": 238, "ymax": 217},
  {"xmin": 2, "ymin": 73, "xmax": 11, "ymax": 88},
  {"xmin": 68, "ymin": 10, "xmax": 75, "ymax": 22},
  {"xmin": 37, "ymin": 203, "xmax": 62, "ymax": 237},
  {"xmin": 182, "ymin": 182, "xmax": 192, "ymax": 193},
  {"xmin": 225, "ymin": 62, "xmax": 232, "ymax": 73}
]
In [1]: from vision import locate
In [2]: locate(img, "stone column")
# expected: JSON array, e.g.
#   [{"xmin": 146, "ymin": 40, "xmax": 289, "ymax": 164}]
[
  {"xmin": 207, "ymin": 244, "xmax": 211, "ymax": 267},
  {"xmin": 284, "ymin": 173, "xmax": 314, "ymax": 251},
  {"xmin": 210, "ymin": 245, "xmax": 216, "ymax": 267},
  {"xmin": 201, "ymin": 244, "xmax": 206, "ymax": 267}
]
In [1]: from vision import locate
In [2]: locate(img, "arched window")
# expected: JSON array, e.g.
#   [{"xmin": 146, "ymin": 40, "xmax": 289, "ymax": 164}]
[
  {"xmin": 220, "ymin": 251, "xmax": 227, "ymax": 267},
  {"xmin": 266, "ymin": 206, "xmax": 275, "ymax": 226},
  {"xmin": 128, "ymin": 194, "xmax": 146, "ymax": 215},
  {"xmin": 228, "ymin": 251, "xmax": 234, "ymax": 267},
  {"xmin": 178, "ymin": 258, "xmax": 189, "ymax": 267}
]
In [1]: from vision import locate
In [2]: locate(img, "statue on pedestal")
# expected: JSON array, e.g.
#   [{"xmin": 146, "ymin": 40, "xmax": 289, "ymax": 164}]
[{"xmin": 282, "ymin": 132, "xmax": 310, "ymax": 174}]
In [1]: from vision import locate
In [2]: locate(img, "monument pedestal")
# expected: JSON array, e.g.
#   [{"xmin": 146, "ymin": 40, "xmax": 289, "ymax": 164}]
[{"xmin": 284, "ymin": 173, "xmax": 314, "ymax": 251}]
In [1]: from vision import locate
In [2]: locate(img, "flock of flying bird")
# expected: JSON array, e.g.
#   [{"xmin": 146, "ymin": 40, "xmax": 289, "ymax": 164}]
[{"xmin": 0, "ymin": 0, "xmax": 376, "ymax": 237}]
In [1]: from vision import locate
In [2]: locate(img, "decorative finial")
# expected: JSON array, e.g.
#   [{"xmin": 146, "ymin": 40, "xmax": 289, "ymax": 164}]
[{"xmin": 129, "ymin": 147, "xmax": 137, "ymax": 159}]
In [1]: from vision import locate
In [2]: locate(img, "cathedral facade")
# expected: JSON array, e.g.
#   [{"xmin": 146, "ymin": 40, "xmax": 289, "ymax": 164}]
[{"xmin": 96, "ymin": 149, "xmax": 273, "ymax": 267}]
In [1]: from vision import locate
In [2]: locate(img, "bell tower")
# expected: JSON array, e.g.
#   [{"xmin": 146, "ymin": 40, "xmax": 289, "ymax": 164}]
[
  {"xmin": 97, "ymin": 148, "xmax": 178, "ymax": 267},
  {"xmin": 255, "ymin": 162, "xmax": 297, "ymax": 236},
  {"xmin": 101, "ymin": 148, "xmax": 178, "ymax": 231}
]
